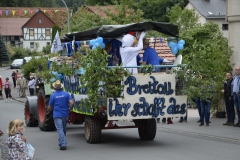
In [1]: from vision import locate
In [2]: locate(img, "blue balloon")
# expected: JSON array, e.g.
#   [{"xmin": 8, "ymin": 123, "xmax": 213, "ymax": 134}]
[
  {"xmin": 172, "ymin": 46, "xmax": 178, "ymax": 55},
  {"xmin": 168, "ymin": 41, "xmax": 176, "ymax": 48},
  {"xmin": 97, "ymin": 37, "xmax": 103, "ymax": 43},
  {"xmin": 90, "ymin": 40, "xmax": 97, "ymax": 45},
  {"xmin": 177, "ymin": 44, "xmax": 184, "ymax": 50},
  {"xmin": 95, "ymin": 43, "xmax": 100, "ymax": 47},
  {"xmin": 92, "ymin": 46, "xmax": 97, "ymax": 50},
  {"xmin": 178, "ymin": 40, "xmax": 185, "ymax": 45},
  {"xmin": 101, "ymin": 43, "xmax": 105, "ymax": 49}
]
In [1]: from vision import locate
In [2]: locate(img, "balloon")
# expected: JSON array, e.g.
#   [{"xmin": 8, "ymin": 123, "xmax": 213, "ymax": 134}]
[
  {"xmin": 92, "ymin": 46, "xmax": 97, "ymax": 50},
  {"xmin": 101, "ymin": 43, "xmax": 105, "ymax": 49},
  {"xmin": 178, "ymin": 40, "xmax": 185, "ymax": 45},
  {"xmin": 177, "ymin": 44, "xmax": 184, "ymax": 50},
  {"xmin": 97, "ymin": 37, "xmax": 103, "ymax": 43},
  {"xmin": 172, "ymin": 46, "xmax": 178, "ymax": 55},
  {"xmin": 90, "ymin": 40, "xmax": 97, "ymax": 45},
  {"xmin": 95, "ymin": 43, "xmax": 100, "ymax": 47},
  {"xmin": 168, "ymin": 41, "xmax": 176, "ymax": 48}
]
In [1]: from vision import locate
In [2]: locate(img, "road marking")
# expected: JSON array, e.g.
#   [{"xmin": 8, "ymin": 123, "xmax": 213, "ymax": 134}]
[{"xmin": 158, "ymin": 127, "xmax": 240, "ymax": 144}]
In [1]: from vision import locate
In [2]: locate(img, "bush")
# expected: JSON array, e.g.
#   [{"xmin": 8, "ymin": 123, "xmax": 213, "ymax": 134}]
[
  {"xmin": 11, "ymin": 47, "xmax": 27, "ymax": 60},
  {"xmin": 22, "ymin": 56, "xmax": 48, "ymax": 78}
]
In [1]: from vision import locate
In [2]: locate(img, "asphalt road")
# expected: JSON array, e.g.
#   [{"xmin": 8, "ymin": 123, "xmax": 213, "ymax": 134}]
[{"xmin": 1, "ymin": 67, "xmax": 240, "ymax": 160}]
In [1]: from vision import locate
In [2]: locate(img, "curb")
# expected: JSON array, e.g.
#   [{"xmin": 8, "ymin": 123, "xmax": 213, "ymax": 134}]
[{"xmin": 12, "ymin": 97, "xmax": 26, "ymax": 103}]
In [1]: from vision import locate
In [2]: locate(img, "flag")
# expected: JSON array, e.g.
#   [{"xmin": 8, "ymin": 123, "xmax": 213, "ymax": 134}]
[
  {"xmin": 0, "ymin": 10, "xmax": 2, "ymax": 15},
  {"xmin": 5, "ymin": 10, "xmax": 9, "ymax": 16},
  {"xmin": 51, "ymin": 31, "xmax": 63, "ymax": 53},
  {"xmin": 18, "ymin": 10, "xmax": 22, "ymax": 15},
  {"xmin": 24, "ymin": 10, "xmax": 28, "ymax": 14},
  {"xmin": 12, "ymin": 10, "xmax": 15, "ymax": 16}
]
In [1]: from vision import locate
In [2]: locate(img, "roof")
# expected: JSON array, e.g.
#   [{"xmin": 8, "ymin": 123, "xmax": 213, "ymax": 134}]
[
  {"xmin": 139, "ymin": 38, "xmax": 175, "ymax": 61},
  {"xmin": 63, "ymin": 22, "xmax": 179, "ymax": 42},
  {"xmin": 0, "ymin": 18, "xmax": 29, "ymax": 36},
  {"xmin": 22, "ymin": 10, "xmax": 55, "ymax": 28},
  {"xmin": 83, "ymin": 5, "xmax": 117, "ymax": 18},
  {"xmin": 188, "ymin": 0, "xmax": 226, "ymax": 19},
  {"xmin": 0, "ymin": 7, "xmax": 67, "ymax": 28}
]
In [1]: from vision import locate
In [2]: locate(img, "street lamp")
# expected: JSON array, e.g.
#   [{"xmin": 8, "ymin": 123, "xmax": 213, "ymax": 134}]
[{"xmin": 61, "ymin": 0, "xmax": 70, "ymax": 34}]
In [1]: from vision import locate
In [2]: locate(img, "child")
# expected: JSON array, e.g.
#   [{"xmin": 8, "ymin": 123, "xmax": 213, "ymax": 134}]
[
  {"xmin": 3, "ymin": 77, "xmax": 12, "ymax": 102},
  {"xmin": 6, "ymin": 119, "xmax": 31, "ymax": 160}
]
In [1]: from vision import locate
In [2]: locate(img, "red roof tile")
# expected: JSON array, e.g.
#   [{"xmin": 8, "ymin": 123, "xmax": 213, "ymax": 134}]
[
  {"xmin": 0, "ymin": 7, "xmax": 67, "ymax": 28},
  {"xmin": 84, "ymin": 5, "xmax": 117, "ymax": 18},
  {"xmin": 0, "ymin": 18, "xmax": 29, "ymax": 36}
]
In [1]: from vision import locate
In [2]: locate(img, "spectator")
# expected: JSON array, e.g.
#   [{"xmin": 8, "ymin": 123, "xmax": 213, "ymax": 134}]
[
  {"xmin": 0, "ymin": 75, "xmax": 3, "ymax": 100},
  {"xmin": 222, "ymin": 71, "xmax": 235, "ymax": 126},
  {"xmin": 232, "ymin": 66, "xmax": 240, "ymax": 127},
  {"xmin": 11, "ymin": 71, "xmax": 16, "ymax": 88},
  {"xmin": 28, "ymin": 76, "xmax": 35, "ymax": 96},
  {"xmin": 17, "ymin": 74, "xmax": 26, "ymax": 97},
  {"xmin": 0, "ymin": 129, "xmax": 3, "ymax": 136},
  {"xmin": 3, "ymin": 77, "xmax": 12, "ymax": 102},
  {"xmin": 199, "ymin": 77, "xmax": 215, "ymax": 127},
  {"xmin": 15, "ymin": 70, "xmax": 19, "ymax": 86}
]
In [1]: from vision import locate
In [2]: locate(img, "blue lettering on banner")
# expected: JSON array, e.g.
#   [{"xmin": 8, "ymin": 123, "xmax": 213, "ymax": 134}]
[
  {"xmin": 108, "ymin": 97, "xmax": 185, "ymax": 118},
  {"xmin": 124, "ymin": 76, "xmax": 174, "ymax": 96}
]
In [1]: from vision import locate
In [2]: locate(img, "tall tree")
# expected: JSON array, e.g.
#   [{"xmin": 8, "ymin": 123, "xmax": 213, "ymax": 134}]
[
  {"xmin": 167, "ymin": 7, "xmax": 233, "ymax": 110},
  {"xmin": 0, "ymin": 35, "xmax": 9, "ymax": 67}
]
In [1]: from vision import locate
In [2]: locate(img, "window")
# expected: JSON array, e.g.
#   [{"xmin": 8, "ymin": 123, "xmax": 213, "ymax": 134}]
[
  {"xmin": 46, "ymin": 29, "xmax": 50, "ymax": 36},
  {"xmin": 222, "ymin": 24, "xmax": 228, "ymax": 30},
  {"xmin": 14, "ymin": 36, "xmax": 19, "ymax": 40},
  {"xmin": 11, "ymin": 41, "xmax": 15, "ymax": 45},
  {"xmin": 38, "ymin": 18, "xmax": 42, "ymax": 24},
  {"xmin": 46, "ymin": 42, "xmax": 50, "ymax": 46},
  {"xmin": 29, "ymin": 29, "xmax": 34, "ymax": 36},
  {"xmin": 30, "ymin": 42, "xmax": 35, "ymax": 48}
]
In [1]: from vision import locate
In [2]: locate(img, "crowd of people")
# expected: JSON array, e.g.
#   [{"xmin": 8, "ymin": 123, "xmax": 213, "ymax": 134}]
[{"xmin": 0, "ymin": 70, "xmax": 41, "ymax": 102}]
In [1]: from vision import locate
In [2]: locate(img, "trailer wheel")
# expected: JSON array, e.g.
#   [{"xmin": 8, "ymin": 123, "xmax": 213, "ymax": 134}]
[
  {"xmin": 37, "ymin": 89, "xmax": 55, "ymax": 131},
  {"xmin": 138, "ymin": 119, "xmax": 156, "ymax": 140},
  {"xmin": 24, "ymin": 100, "xmax": 38, "ymax": 127},
  {"xmin": 84, "ymin": 116, "xmax": 101, "ymax": 143}
]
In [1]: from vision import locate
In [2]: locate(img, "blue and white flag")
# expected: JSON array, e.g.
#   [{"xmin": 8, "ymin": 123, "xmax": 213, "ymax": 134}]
[{"xmin": 51, "ymin": 31, "xmax": 63, "ymax": 53}]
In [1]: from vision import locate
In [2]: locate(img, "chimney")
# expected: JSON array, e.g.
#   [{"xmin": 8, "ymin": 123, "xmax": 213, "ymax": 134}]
[{"xmin": 205, "ymin": 0, "xmax": 210, "ymax": 2}]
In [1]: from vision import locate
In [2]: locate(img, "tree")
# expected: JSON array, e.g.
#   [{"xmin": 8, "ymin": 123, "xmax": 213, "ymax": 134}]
[
  {"xmin": 85, "ymin": 0, "xmax": 113, "ymax": 5},
  {"xmin": 0, "ymin": 35, "xmax": 9, "ymax": 67},
  {"xmin": 167, "ymin": 6, "xmax": 233, "ymax": 110},
  {"xmin": 167, "ymin": 5, "xmax": 201, "ymax": 32},
  {"xmin": 138, "ymin": 0, "xmax": 189, "ymax": 22}
]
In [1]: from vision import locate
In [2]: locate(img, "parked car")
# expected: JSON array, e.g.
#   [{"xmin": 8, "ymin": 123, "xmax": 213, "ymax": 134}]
[{"xmin": 10, "ymin": 59, "xmax": 24, "ymax": 69}]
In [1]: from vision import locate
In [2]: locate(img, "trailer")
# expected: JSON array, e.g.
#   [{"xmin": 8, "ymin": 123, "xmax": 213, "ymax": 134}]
[{"xmin": 24, "ymin": 21, "xmax": 187, "ymax": 143}]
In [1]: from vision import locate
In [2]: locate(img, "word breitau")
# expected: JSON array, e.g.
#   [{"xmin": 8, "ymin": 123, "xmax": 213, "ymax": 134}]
[{"xmin": 108, "ymin": 75, "xmax": 187, "ymax": 118}]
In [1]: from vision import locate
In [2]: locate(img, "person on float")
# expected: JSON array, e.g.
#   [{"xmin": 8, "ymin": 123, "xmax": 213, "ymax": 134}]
[{"xmin": 120, "ymin": 31, "xmax": 145, "ymax": 74}]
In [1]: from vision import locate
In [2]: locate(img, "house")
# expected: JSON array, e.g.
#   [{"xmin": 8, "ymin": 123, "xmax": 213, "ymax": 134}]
[
  {"xmin": 185, "ymin": 0, "xmax": 228, "ymax": 39},
  {"xmin": 0, "ymin": 7, "xmax": 67, "ymax": 51},
  {"xmin": 226, "ymin": 0, "xmax": 240, "ymax": 68},
  {"xmin": 0, "ymin": 18, "xmax": 29, "ymax": 47},
  {"xmin": 21, "ymin": 10, "xmax": 56, "ymax": 51}
]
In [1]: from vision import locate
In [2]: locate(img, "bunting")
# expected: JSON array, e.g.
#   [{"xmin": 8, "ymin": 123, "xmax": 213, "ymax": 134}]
[
  {"xmin": 24, "ymin": 10, "xmax": 28, "ymax": 14},
  {"xmin": 12, "ymin": 10, "xmax": 15, "ymax": 16},
  {"xmin": 18, "ymin": 10, "xmax": 22, "ymax": 15},
  {"xmin": 0, "ymin": 10, "xmax": 2, "ymax": 16},
  {"xmin": 47, "ymin": 10, "xmax": 51, "ymax": 14},
  {"xmin": 30, "ymin": 10, "xmax": 33, "ymax": 14},
  {"xmin": 44, "ymin": 10, "xmax": 46, "ymax": 13},
  {"xmin": 5, "ymin": 10, "xmax": 8, "ymax": 16},
  {"xmin": 36, "ymin": 9, "xmax": 39, "ymax": 13},
  {"xmin": 55, "ymin": 10, "xmax": 59, "ymax": 12}
]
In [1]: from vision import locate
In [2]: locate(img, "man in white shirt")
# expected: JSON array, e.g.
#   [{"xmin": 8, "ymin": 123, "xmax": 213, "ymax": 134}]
[{"xmin": 28, "ymin": 76, "xmax": 35, "ymax": 96}]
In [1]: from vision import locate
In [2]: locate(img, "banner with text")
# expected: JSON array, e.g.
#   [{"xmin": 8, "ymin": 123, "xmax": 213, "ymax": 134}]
[{"xmin": 107, "ymin": 74, "xmax": 187, "ymax": 120}]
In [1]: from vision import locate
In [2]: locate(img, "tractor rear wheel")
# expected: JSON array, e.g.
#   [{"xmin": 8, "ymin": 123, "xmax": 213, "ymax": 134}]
[
  {"xmin": 138, "ymin": 119, "xmax": 156, "ymax": 140},
  {"xmin": 37, "ymin": 89, "xmax": 55, "ymax": 131},
  {"xmin": 24, "ymin": 100, "xmax": 38, "ymax": 127},
  {"xmin": 84, "ymin": 116, "xmax": 101, "ymax": 143}
]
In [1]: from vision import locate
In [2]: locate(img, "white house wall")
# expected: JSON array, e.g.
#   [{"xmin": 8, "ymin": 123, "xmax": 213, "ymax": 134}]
[
  {"xmin": 23, "ymin": 27, "xmax": 52, "ymax": 51},
  {"xmin": 207, "ymin": 19, "xmax": 228, "ymax": 39},
  {"xmin": 185, "ymin": 3, "xmax": 207, "ymax": 25}
]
